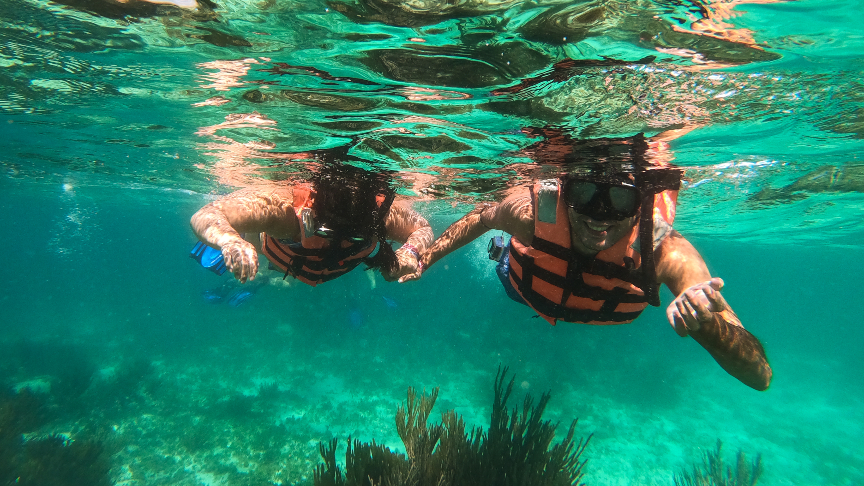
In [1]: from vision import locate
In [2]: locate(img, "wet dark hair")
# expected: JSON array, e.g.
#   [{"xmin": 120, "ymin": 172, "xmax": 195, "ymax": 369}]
[
  {"xmin": 362, "ymin": 238, "xmax": 399, "ymax": 274},
  {"xmin": 309, "ymin": 163, "xmax": 399, "ymax": 274},
  {"xmin": 520, "ymin": 129, "xmax": 682, "ymax": 193}
]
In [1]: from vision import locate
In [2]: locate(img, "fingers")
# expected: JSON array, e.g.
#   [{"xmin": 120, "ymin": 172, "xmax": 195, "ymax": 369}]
[
  {"xmin": 380, "ymin": 265, "xmax": 406, "ymax": 283},
  {"xmin": 666, "ymin": 305, "xmax": 689, "ymax": 337},
  {"xmin": 708, "ymin": 277, "xmax": 724, "ymax": 291},
  {"xmin": 238, "ymin": 246, "xmax": 258, "ymax": 282},
  {"xmin": 243, "ymin": 252, "xmax": 259, "ymax": 282},
  {"xmin": 667, "ymin": 279, "xmax": 728, "ymax": 336},
  {"xmin": 398, "ymin": 271, "xmax": 421, "ymax": 284},
  {"xmin": 222, "ymin": 242, "xmax": 258, "ymax": 283},
  {"xmin": 703, "ymin": 283, "xmax": 728, "ymax": 311},
  {"xmin": 676, "ymin": 296, "xmax": 702, "ymax": 332},
  {"xmin": 389, "ymin": 252, "xmax": 421, "ymax": 283},
  {"xmin": 685, "ymin": 289, "xmax": 712, "ymax": 319},
  {"xmin": 685, "ymin": 281, "xmax": 726, "ymax": 314},
  {"xmin": 667, "ymin": 299, "xmax": 700, "ymax": 336}
]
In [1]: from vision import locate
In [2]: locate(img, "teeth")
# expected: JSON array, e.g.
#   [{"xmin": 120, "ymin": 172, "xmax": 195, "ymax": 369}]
[{"xmin": 587, "ymin": 222, "xmax": 609, "ymax": 232}]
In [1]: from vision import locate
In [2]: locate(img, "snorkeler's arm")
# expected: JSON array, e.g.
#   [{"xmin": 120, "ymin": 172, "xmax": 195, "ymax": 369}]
[
  {"xmin": 382, "ymin": 201, "xmax": 434, "ymax": 282},
  {"xmin": 655, "ymin": 231, "xmax": 772, "ymax": 391},
  {"xmin": 190, "ymin": 188, "xmax": 298, "ymax": 282},
  {"xmin": 405, "ymin": 189, "xmax": 534, "ymax": 280},
  {"xmin": 385, "ymin": 201, "xmax": 434, "ymax": 249}
]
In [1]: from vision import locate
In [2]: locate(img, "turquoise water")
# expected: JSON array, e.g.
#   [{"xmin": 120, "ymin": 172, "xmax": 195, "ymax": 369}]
[{"xmin": 1, "ymin": 0, "xmax": 863, "ymax": 484}]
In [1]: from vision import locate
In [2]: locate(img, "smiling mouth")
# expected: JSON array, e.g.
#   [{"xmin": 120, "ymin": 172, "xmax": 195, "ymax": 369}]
[{"xmin": 585, "ymin": 221, "xmax": 611, "ymax": 232}]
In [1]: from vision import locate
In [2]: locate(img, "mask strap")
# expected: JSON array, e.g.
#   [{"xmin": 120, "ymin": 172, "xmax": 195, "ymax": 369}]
[{"xmin": 638, "ymin": 191, "xmax": 660, "ymax": 307}]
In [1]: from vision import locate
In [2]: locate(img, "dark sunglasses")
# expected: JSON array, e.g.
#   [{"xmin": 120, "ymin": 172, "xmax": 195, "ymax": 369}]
[{"xmin": 563, "ymin": 179, "xmax": 641, "ymax": 221}]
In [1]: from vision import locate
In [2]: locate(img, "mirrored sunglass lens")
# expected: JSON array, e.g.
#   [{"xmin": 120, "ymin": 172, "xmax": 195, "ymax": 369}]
[
  {"xmin": 608, "ymin": 186, "xmax": 637, "ymax": 212},
  {"xmin": 567, "ymin": 182, "xmax": 598, "ymax": 207}
]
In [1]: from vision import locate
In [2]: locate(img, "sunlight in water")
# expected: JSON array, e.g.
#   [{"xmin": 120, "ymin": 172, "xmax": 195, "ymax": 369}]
[{"xmin": 1, "ymin": 0, "xmax": 863, "ymax": 485}]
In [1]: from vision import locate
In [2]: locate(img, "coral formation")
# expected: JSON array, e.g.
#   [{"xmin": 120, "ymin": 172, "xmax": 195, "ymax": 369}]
[
  {"xmin": 313, "ymin": 366, "xmax": 590, "ymax": 486},
  {"xmin": 674, "ymin": 440, "xmax": 763, "ymax": 486}
]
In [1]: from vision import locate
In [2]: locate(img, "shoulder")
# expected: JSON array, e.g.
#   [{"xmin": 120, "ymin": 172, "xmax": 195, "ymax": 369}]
[
  {"xmin": 214, "ymin": 186, "xmax": 294, "ymax": 208},
  {"xmin": 390, "ymin": 196, "xmax": 414, "ymax": 210},
  {"xmin": 485, "ymin": 186, "xmax": 534, "ymax": 242},
  {"xmin": 384, "ymin": 197, "xmax": 431, "ymax": 241},
  {"xmin": 497, "ymin": 186, "xmax": 533, "ymax": 219},
  {"xmin": 386, "ymin": 197, "xmax": 424, "ymax": 220},
  {"xmin": 210, "ymin": 186, "xmax": 299, "ymax": 237}
]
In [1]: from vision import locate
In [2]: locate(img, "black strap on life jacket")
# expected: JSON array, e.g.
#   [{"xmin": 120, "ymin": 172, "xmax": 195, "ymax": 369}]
[
  {"xmin": 510, "ymin": 261, "xmax": 644, "ymax": 322},
  {"xmin": 266, "ymin": 236, "xmax": 375, "ymax": 284},
  {"xmin": 635, "ymin": 164, "xmax": 683, "ymax": 307},
  {"xmin": 509, "ymin": 239, "xmax": 650, "ymax": 323},
  {"xmin": 637, "ymin": 191, "xmax": 661, "ymax": 307}
]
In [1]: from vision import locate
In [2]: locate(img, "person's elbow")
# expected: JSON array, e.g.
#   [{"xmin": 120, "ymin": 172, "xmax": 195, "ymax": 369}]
[{"xmin": 190, "ymin": 206, "xmax": 218, "ymax": 239}]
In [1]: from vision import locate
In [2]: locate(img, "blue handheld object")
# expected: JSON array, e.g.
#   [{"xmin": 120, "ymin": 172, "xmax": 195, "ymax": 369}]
[{"xmin": 190, "ymin": 241, "xmax": 227, "ymax": 276}]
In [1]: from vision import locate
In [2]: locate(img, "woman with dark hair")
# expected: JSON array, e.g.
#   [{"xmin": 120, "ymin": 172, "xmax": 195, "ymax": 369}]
[{"xmin": 190, "ymin": 163, "xmax": 432, "ymax": 286}]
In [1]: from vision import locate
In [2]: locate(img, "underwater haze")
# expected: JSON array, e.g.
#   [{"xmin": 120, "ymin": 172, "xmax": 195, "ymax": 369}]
[{"xmin": 1, "ymin": 0, "xmax": 863, "ymax": 485}]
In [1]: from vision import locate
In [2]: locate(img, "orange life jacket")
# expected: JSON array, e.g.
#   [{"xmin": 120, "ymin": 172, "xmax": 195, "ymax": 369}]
[
  {"xmin": 261, "ymin": 185, "xmax": 377, "ymax": 287},
  {"xmin": 508, "ymin": 180, "xmax": 678, "ymax": 326}
]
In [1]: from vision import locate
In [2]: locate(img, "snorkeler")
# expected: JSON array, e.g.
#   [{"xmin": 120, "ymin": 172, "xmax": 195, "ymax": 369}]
[
  {"xmin": 404, "ymin": 131, "xmax": 772, "ymax": 391},
  {"xmin": 190, "ymin": 162, "xmax": 433, "ymax": 286}
]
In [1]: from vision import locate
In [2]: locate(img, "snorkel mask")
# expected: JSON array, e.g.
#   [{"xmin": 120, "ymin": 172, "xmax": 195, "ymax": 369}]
[
  {"xmin": 562, "ymin": 177, "xmax": 641, "ymax": 221},
  {"xmin": 300, "ymin": 192, "xmax": 388, "ymax": 242}
]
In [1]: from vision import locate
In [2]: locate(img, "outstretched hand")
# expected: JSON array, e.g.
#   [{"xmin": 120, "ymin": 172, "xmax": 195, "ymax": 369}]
[
  {"xmin": 666, "ymin": 277, "xmax": 729, "ymax": 337},
  {"xmin": 221, "ymin": 239, "xmax": 259, "ymax": 283}
]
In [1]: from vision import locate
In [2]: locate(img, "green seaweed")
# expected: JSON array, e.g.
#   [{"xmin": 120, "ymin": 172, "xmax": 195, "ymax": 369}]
[
  {"xmin": 0, "ymin": 388, "xmax": 113, "ymax": 486},
  {"xmin": 256, "ymin": 381, "xmax": 281, "ymax": 401},
  {"xmin": 0, "ymin": 388, "xmax": 49, "ymax": 440},
  {"xmin": 674, "ymin": 440, "xmax": 763, "ymax": 486},
  {"xmin": 313, "ymin": 366, "xmax": 590, "ymax": 486},
  {"xmin": 17, "ymin": 435, "xmax": 112, "ymax": 486}
]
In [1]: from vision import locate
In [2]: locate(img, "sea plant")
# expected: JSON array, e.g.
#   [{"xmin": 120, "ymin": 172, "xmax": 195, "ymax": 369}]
[
  {"xmin": 313, "ymin": 366, "xmax": 591, "ymax": 486},
  {"xmin": 0, "ymin": 387, "xmax": 48, "ymax": 439},
  {"xmin": 674, "ymin": 440, "xmax": 763, "ymax": 486},
  {"xmin": 16, "ymin": 434, "xmax": 112, "ymax": 486},
  {"xmin": 256, "ymin": 381, "xmax": 281, "ymax": 401},
  {"xmin": 0, "ymin": 388, "xmax": 113, "ymax": 486}
]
